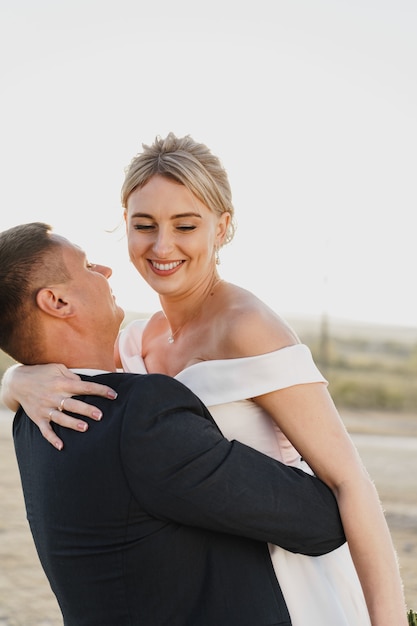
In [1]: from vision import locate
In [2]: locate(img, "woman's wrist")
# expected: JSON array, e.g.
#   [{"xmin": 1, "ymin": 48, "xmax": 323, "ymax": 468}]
[{"xmin": 0, "ymin": 363, "xmax": 22, "ymax": 411}]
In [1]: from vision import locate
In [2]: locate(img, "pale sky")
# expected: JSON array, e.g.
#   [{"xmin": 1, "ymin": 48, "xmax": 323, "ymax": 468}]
[{"xmin": 1, "ymin": 0, "xmax": 416, "ymax": 327}]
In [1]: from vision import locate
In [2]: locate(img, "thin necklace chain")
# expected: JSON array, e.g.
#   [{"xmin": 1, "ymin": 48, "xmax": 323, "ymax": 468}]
[
  {"xmin": 168, "ymin": 325, "xmax": 183, "ymax": 344},
  {"xmin": 167, "ymin": 278, "xmax": 223, "ymax": 344}
]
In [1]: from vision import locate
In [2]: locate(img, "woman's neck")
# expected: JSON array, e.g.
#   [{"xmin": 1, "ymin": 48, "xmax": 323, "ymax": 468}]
[{"xmin": 159, "ymin": 275, "xmax": 223, "ymax": 342}]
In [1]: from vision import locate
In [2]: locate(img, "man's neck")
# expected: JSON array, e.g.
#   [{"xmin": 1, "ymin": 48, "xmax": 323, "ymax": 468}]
[
  {"xmin": 41, "ymin": 330, "xmax": 118, "ymax": 371},
  {"xmin": 44, "ymin": 344, "xmax": 117, "ymax": 372}
]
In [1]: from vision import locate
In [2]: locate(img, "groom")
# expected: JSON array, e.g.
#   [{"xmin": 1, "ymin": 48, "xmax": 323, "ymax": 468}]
[{"xmin": 0, "ymin": 223, "xmax": 345, "ymax": 626}]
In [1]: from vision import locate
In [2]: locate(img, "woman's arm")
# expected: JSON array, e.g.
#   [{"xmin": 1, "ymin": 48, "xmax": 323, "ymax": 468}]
[
  {"xmin": 255, "ymin": 383, "xmax": 406, "ymax": 625},
  {"xmin": 1, "ymin": 364, "xmax": 117, "ymax": 450},
  {"xmin": 225, "ymin": 305, "xmax": 406, "ymax": 625}
]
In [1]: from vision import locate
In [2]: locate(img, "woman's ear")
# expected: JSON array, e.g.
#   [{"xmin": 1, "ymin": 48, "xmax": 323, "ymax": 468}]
[
  {"xmin": 36, "ymin": 288, "xmax": 72, "ymax": 318},
  {"xmin": 216, "ymin": 211, "xmax": 231, "ymax": 245}
]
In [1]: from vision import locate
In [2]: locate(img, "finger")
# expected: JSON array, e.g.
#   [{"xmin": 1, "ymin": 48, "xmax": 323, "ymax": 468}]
[
  {"xmin": 37, "ymin": 419, "xmax": 65, "ymax": 451},
  {"xmin": 48, "ymin": 407, "xmax": 90, "ymax": 431},
  {"xmin": 55, "ymin": 379, "xmax": 118, "ymax": 401},
  {"xmin": 59, "ymin": 397, "xmax": 104, "ymax": 421}
]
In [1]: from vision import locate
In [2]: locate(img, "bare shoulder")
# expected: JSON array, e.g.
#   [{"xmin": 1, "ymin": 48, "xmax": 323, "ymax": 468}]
[{"xmin": 213, "ymin": 283, "xmax": 300, "ymax": 358}]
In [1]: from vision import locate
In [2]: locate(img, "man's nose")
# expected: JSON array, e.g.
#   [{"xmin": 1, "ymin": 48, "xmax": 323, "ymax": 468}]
[{"xmin": 95, "ymin": 264, "xmax": 112, "ymax": 278}]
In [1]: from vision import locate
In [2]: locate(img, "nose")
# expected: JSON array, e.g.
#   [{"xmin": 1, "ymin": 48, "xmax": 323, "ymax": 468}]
[
  {"xmin": 95, "ymin": 264, "xmax": 112, "ymax": 278},
  {"xmin": 152, "ymin": 227, "xmax": 174, "ymax": 258}
]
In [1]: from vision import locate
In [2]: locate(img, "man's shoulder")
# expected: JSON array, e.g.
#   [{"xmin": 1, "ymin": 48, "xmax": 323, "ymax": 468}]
[{"xmin": 79, "ymin": 371, "xmax": 199, "ymax": 404}]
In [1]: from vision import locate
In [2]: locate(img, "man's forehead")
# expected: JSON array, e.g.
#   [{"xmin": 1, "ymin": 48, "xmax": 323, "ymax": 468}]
[{"xmin": 52, "ymin": 233, "xmax": 85, "ymax": 257}]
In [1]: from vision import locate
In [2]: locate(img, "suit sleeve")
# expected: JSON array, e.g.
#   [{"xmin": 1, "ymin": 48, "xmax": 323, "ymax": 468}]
[{"xmin": 121, "ymin": 374, "xmax": 345, "ymax": 556}]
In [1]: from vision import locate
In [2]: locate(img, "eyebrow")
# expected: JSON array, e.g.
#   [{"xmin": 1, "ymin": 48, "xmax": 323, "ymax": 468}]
[{"xmin": 130, "ymin": 211, "xmax": 202, "ymax": 220}]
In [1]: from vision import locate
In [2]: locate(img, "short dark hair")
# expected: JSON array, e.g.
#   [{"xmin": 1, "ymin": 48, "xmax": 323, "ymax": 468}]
[{"xmin": 0, "ymin": 222, "xmax": 69, "ymax": 363}]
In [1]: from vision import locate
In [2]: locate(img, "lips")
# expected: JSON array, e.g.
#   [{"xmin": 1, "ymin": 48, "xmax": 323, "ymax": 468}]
[{"xmin": 150, "ymin": 260, "xmax": 183, "ymax": 271}]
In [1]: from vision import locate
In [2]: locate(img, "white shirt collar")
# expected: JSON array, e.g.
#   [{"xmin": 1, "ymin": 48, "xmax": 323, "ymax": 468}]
[{"xmin": 70, "ymin": 368, "xmax": 111, "ymax": 375}]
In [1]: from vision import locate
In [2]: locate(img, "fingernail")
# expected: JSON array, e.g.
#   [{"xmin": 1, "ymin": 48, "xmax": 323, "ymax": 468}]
[
  {"xmin": 107, "ymin": 390, "xmax": 118, "ymax": 399},
  {"xmin": 77, "ymin": 422, "xmax": 88, "ymax": 432},
  {"xmin": 93, "ymin": 410, "xmax": 103, "ymax": 420},
  {"xmin": 55, "ymin": 442, "xmax": 63, "ymax": 451}
]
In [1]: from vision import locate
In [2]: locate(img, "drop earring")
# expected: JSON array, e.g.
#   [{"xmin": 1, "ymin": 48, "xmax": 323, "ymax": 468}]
[{"xmin": 215, "ymin": 246, "xmax": 221, "ymax": 265}]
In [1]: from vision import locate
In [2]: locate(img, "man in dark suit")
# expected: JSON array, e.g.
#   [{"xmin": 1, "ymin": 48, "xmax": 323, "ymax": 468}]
[{"xmin": 0, "ymin": 223, "xmax": 345, "ymax": 626}]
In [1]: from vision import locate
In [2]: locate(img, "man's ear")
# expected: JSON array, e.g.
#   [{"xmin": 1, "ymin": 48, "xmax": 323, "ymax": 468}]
[{"xmin": 36, "ymin": 288, "xmax": 73, "ymax": 318}]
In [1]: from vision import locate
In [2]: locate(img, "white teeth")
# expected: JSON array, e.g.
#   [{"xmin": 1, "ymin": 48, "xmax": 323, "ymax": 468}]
[{"xmin": 152, "ymin": 261, "xmax": 182, "ymax": 271}]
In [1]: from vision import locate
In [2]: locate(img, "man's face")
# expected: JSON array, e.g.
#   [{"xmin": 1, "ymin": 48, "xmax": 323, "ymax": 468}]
[{"xmin": 55, "ymin": 235, "xmax": 125, "ymax": 337}]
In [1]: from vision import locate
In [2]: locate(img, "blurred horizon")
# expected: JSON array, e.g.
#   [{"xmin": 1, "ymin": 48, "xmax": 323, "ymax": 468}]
[{"xmin": 121, "ymin": 308, "xmax": 417, "ymax": 336}]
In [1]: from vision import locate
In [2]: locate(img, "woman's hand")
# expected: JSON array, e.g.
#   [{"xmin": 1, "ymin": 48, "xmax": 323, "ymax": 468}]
[{"xmin": 1, "ymin": 363, "xmax": 117, "ymax": 450}]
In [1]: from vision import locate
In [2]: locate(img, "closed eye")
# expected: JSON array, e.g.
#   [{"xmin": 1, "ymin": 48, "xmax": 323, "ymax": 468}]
[
  {"xmin": 176, "ymin": 225, "xmax": 196, "ymax": 232},
  {"xmin": 132, "ymin": 224, "xmax": 197, "ymax": 232},
  {"xmin": 133, "ymin": 224, "xmax": 155, "ymax": 231}
]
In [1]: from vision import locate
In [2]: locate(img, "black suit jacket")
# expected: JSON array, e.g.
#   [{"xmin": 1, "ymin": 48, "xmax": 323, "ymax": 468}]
[{"xmin": 13, "ymin": 372, "xmax": 345, "ymax": 626}]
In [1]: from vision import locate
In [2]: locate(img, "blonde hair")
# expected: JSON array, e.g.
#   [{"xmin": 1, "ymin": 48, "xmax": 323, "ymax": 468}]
[{"xmin": 121, "ymin": 133, "xmax": 236, "ymax": 244}]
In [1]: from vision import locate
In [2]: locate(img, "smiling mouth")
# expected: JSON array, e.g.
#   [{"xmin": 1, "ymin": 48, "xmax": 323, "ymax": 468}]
[{"xmin": 150, "ymin": 260, "xmax": 183, "ymax": 271}]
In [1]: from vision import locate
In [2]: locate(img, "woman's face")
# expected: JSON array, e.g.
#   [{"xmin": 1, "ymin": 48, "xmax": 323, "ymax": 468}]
[{"xmin": 124, "ymin": 174, "xmax": 229, "ymax": 298}]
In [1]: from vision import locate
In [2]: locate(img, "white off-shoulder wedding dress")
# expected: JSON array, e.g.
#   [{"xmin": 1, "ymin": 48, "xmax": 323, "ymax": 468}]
[{"xmin": 118, "ymin": 319, "xmax": 371, "ymax": 626}]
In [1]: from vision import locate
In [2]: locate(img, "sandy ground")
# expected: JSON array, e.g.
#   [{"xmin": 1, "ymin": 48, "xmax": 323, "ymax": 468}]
[{"xmin": 0, "ymin": 406, "xmax": 416, "ymax": 625}]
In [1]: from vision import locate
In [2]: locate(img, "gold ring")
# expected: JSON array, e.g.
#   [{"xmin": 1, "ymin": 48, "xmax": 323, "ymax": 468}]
[
  {"xmin": 58, "ymin": 398, "xmax": 66, "ymax": 412},
  {"xmin": 48, "ymin": 409, "xmax": 55, "ymax": 419}
]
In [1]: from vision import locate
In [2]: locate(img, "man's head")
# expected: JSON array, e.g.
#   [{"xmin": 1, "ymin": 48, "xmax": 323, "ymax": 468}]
[{"xmin": 0, "ymin": 223, "xmax": 124, "ymax": 368}]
